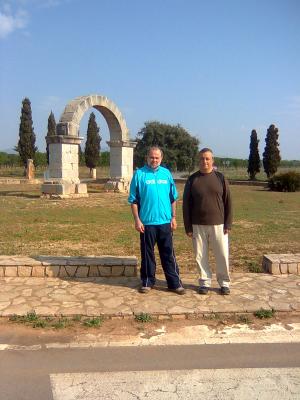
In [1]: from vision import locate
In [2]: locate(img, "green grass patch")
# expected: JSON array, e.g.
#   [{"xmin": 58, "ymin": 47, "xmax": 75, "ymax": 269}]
[
  {"xmin": 83, "ymin": 317, "xmax": 104, "ymax": 328},
  {"xmin": 254, "ymin": 308, "xmax": 275, "ymax": 319},
  {"xmin": 134, "ymin": 313, "xmax": 152, "ymax": 323},
  {"xmin": 8, "ymin": 312, "xmax": 105, "ymax": 330},
  {"xmin": 246, "ymin": 261, "xmax": 263, "ymax": 273}
]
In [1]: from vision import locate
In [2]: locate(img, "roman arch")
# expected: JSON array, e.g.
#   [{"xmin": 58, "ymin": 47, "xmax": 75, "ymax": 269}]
[{"xmin": 42, "ymin": 94, "xmax": 136, "ymax": 197}]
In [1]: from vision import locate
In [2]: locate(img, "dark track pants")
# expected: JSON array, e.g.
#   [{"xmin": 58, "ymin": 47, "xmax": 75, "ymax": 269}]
[{"xmin": 140, "ymin": 223, "xmax": 182, "ymax": 289}]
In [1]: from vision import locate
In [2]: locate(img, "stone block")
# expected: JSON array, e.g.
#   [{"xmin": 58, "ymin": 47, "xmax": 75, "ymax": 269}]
[
  {"xmin": 45, "ymin": 266, "xmax": 60, "ymax": 277},
  {"xmin": 124, "ymin": 266, "xmax": 137, "ymax": 277},
  {"xmin": 48, "ymin": 170, "xmax": 64, "ymax": 179},
  {"xmin": 75, "ymin": 266, "xmax": 89, "ymax": 278},
  {"xmin": 270, "ymin": 263, "xmax": 280, "ymax": 274},
  {"xmin": 123, "ymin": 257, "xmax": 138, "ymax": 266},
  {"xmin": 280, "ymin": 263, "xmax": 288, "ymax": 274},
  {"xmin": 75, "ymin": 183, "xmax": 87, "ymax": 194},
  {"xmin": 99, "ymin": 256, "xmax": 122, "ymax": 265},
  {"xmin": 41, "ymin": 183, "xmax": 63, "ymax": 194},
  {"xmin": 298, "ymin": 263, "xmax": 300, "ymax": 275},
  {"xmin": 288, "ymin": 263, "xmax": 298, "ymax": 274},
  {"xmin": 59, "ymin": 266, "xmax": 69, "ymax": 277},
  {"xmin": 32, "ymin": 266, "xmax": 45, "ymax": 277},
  {"xmin": 18, "ymin": 266, "xmax": 32, "ymax": 277},
  {"xmin": 42, "ymin": 182, "xmax": 76, "ymax": 195},
  {"xmin": 172, "ymin": 314, "xmax": 186, "ymax": 320},
  {"xmin": 65, "ymin": 266, "xmax": 77, "ymax": 277},
  {"xmin": 0, "ymin": 267, "xmax": 4, "ymax": 276},
  {"xmin": 89, "ymin": 266, "xmax": 100, "ymax": 277},
  {"xmin": 5, "ymin": 267, "xmax": 18, "ymax": 277},
  {"xmin": 111, "ymin": 266, "xmax": 125, "ymax": 276},
  {"xmin": 99, "ymin": 266, "xmax": 112, "ymax": 276}
]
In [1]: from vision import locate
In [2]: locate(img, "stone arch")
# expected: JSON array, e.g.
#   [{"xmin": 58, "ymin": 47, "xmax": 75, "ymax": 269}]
[
  {"xmin": 42, "ymin": 94, "xmax": 136, "ymax": 198},
  {"xmin": 57, "ymin": 94, "xmax": 130, "ymax": 142}
]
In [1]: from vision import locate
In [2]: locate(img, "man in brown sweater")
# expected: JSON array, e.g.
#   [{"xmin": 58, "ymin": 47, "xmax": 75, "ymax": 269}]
[{"xmin": 183, "ymin": 148, "xmax": 232, "ymax": 295}]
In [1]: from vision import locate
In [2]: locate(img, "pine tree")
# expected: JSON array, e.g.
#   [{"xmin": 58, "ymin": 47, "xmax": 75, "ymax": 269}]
[
  {"xmin": 263, "ymin": 124, "xmax": 281, "ymax": 178},
  {"xmin": 15, "ymin": 98, "xmax": 38, "ymax": 172},
  {"xmin": 46, "ymin": 111, "xmax": 56, "ymax": 165},
  {"xmin": 84, "ymin": 112, "xmax": 101, "ymax": 171},
  {"xmin": 247, "ymin": 129, "xmax": 260, "ymax": 180}
]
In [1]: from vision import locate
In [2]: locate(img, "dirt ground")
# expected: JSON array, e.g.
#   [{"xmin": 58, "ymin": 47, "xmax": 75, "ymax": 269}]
[{"xmin": 1, "ymin": 312, "xmax": 299, "ymax": 347}]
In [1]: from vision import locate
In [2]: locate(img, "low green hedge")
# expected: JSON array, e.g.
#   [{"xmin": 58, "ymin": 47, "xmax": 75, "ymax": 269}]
[{"xmin": 269, "ymin": 171, "xmax": 300, "ymax": 192}]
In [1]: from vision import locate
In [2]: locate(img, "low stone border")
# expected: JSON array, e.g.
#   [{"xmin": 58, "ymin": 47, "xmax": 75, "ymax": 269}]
[
  {"xmin": 263, "ymin": 254, "xmax": 300, "ymax": 275},
  {"xmin": 0, "ymin": 178, "xmax": 42, "ymax": 184},
  {"xmin": 0, "ymin": 256, "xmax": 137, "ymax": 278}
]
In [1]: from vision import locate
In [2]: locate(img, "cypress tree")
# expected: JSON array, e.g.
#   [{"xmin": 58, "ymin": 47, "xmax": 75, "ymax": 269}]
[
  {"xmin": 247, "ymin": 129, "xmax": 260, "ymax": 180},
  {"xmin": 46, "ymin": 111, "xmax": 56, "ymax": 165},
  {"xmin": 16, "ymin": 98, "xmax": 38, "ymax": 172},
  {"xmin": 84, "ymin": 112, "xmax": 101, "ymax": 172},
  {"xmin": 263, "ymin": 124, "xmax": 281, "ymax": 178}
]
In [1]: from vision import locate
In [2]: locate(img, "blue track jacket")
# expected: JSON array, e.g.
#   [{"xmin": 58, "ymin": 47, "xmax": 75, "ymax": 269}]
[{"xmin": 128, "ymin": 165, "xmax": 178, "ymax": 226}]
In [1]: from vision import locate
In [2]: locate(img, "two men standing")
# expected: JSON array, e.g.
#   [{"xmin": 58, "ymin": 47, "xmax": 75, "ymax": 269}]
[{"xmin": 129, "ymin": 146, "xmax": 232, "ymax": 296}]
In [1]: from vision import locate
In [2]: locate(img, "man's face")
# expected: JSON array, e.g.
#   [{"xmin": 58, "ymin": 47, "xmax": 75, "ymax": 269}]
[
  {"xmin": 147, "ymin": 149, "xmax": 162, "ymax": 170},
  {"xmin": 199, "ymin": 151, "xmax": 214, "ymax": 173}
]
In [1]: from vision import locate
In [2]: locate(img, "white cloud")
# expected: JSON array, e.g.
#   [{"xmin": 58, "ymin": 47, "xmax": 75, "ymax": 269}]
[{"xmin": 0, "ymin": 9, "xmax": 28, "ymax": 38}]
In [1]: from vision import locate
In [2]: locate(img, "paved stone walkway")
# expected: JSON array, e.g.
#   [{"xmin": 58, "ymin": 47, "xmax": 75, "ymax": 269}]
[{"xmin": 0, "ymin": 273, "xmax": 300, "ymax": 318}]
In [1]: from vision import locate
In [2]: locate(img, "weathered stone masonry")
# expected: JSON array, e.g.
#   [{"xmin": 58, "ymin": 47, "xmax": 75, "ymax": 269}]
[
  {"xmin": 263, "ymin": 253, "xmax": 300, "ymax": 275},
  {"xmin": 0, "ymin": 256, "xmax": 137, "ymax": 278},
  {"xmin": 42, "ymin": 94, "xmax": 136, "ymax": 198}
]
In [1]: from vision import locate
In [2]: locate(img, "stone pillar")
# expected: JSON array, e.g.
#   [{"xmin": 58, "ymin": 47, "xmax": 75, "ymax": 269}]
[
  {"xmin": 41, "ymin": 123, "xmax": 88, "ymax": 198},
  {"xmin": 90, "ymin": 168, "xmax": 97, "ymax": 179},
  {"xmin": 105, "ymin": 140, "xmax": 136, "ymax": 193},
  {"xmin": 26, "ymin": 159, "xmax": 35, "ymax": 180}
]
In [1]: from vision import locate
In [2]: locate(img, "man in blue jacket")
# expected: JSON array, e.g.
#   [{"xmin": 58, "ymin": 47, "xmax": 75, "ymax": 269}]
[{"xmin": 128, "ymin": 147, "xmax": 185, "ymax": 294}]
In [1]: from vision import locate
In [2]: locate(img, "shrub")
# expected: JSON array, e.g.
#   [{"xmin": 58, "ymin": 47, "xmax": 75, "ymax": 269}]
[
  {"xmin": 269, "ymin": 171, "xmax": 300, "ymax": 192},
  {"xmin": 134, "ymin": 312, "xmax": 152, "ymax": 323},
  {"xmin": 254, "ymin": 308, "xmax": 275, "ymax": 319}
]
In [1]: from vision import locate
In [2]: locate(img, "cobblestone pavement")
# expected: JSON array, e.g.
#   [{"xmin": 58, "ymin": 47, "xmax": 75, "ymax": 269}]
[{"xmin": 0, "ymin": 273, "xmax": 300, "ymax": 318}]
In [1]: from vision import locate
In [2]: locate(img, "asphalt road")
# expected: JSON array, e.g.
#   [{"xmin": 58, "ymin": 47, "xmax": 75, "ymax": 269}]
[{"xmin": 1, "ymin": 343, "xmax": 300, "ymax": 399}]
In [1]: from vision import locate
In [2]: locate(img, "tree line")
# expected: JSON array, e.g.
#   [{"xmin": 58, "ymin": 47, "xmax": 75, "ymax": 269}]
[{"xmin": 9, "ymin": 97, "xmax": 299, "ymax": 179}]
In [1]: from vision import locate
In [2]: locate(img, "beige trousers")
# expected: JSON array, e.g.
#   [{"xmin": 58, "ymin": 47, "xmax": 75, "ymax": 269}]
[{"xmin": 192, "ymin": 224, "xmax": 230, "ymax": 288}]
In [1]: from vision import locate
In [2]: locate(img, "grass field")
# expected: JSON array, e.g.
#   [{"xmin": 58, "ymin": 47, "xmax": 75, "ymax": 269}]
[{"xmin": 0, "ymin": 178, "xmax": 299, "ymax": 274}]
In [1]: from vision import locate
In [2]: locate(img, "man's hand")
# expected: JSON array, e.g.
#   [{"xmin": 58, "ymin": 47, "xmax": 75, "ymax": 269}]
[
  {"xmin": 171, "ymin": 217, "xmax": 177, "ymax": 231},
  {"xmin": 224, "ymin": 228, "xmax": 230, "ymax": 235},
  {"xmin": 187, "ymin": 232, "xmax": 193, "ymax": 238},
  {"xmin": 135, "ymin": 219, "xmax": 144, "ymax": 233}
]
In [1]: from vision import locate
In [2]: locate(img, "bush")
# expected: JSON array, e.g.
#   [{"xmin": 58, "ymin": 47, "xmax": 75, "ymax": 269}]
[{"xmin": 269, "ymin": 171, "xmax": 300, "ymax": 192}]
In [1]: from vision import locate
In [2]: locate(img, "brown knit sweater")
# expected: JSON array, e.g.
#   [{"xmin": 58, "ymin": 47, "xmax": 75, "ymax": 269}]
[{"xmin": 182, "ymin": 170, "xmax": 232, "ymax": 233}]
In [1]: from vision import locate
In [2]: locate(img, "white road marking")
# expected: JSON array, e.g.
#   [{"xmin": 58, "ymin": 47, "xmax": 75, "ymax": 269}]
[{"xmin": 50, "ymin": 368, "xmax": 300, "ymax": 400}]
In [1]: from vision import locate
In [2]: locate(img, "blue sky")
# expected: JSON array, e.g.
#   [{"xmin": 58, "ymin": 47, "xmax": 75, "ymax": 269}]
[{"xmin": 0, "ymin": 0, "xmax": 299, "ymax": 159}]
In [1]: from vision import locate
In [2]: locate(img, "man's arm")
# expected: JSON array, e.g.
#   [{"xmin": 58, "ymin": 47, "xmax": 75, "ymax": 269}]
[
  {"xmin": 223, "ymin": 178, "xmax": 232, "ymax": 235},
  {"xmin": 171, "ymin": 201, "xmax": 177, "ymax": 231},
  {"xmin": 131, "ymin": 203, "xmax": 144, "ymax": 233},
  {"xmin": 182, "ymin": 179, "xmax": 193, "ymax": 237}
]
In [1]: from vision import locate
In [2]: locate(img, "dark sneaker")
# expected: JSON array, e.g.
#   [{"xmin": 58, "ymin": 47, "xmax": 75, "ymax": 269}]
[
  {"xmin": 198, "ymin": 286, "xmax": 209, "ymax": 295},
  {"xmin": 220, "ymin": 287, "xmax": 230, "ymax": 295},
  {"xmin": 169, "ymin": 287, "xmax": 185, "ymax": 295},
  {"xmin": 139, "ymin": 286, "xmax": 152, "ymax": 294}
]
